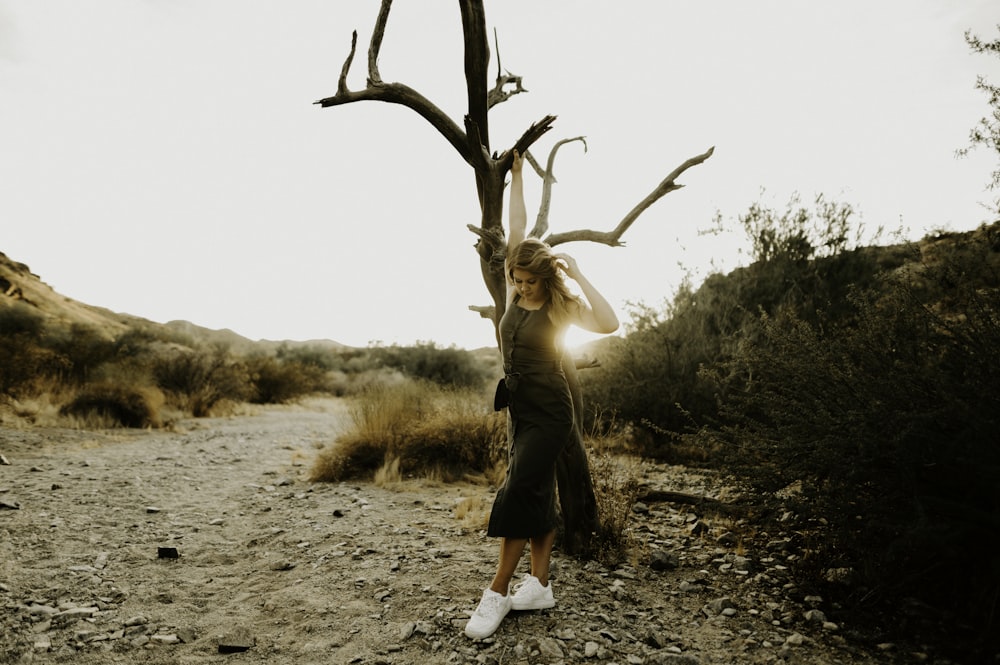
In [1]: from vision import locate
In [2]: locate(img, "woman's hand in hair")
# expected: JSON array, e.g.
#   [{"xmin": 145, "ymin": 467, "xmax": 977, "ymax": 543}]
[{"xmin": 555, "ymin": 253, "xmax": 581, "ymax": 281}]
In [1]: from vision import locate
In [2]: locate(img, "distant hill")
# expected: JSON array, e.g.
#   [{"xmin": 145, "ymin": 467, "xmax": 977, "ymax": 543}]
[{"xmin": 0, "ymin": 251, "xmax": 349, "ymax": 352}]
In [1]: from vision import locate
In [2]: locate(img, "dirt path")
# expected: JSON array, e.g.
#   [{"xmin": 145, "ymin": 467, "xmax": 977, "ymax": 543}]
[{"xmin": 1, "ymin": 398, "xmax": 893, "ymax": 664}]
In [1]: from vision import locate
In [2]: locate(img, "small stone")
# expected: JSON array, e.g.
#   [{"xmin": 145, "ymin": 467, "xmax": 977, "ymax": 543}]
[
  {"xmin": 585, "ymin": 641, "xmax": 599, "ymax": 657},
  {"xmin": 785, "ymin": 632, "xmax": 806, "ymax": 646},
  {"xmin": 146, "ymin": 506, "xmax": 161, "ymax": 513},
  {"xmin": 218, "ymin": 626, "xmax": 255, "ymax": 653},
  {"xmin": 689, "ymin": 520, "xmax": 710, "ymax": 536},
  {"xmin": 0, "ymin": 454, "xmax": 10, "ymax": 465},
  {"xmin": 536, "ymin": 636, "xmax": 564, "ymax": 660},
  {"xmin": 632, "ymin": 502, "xmax": 650, "ymax": 514},
  {"xmin": 269, "ymin": 560, "xmax": 296, "ymax": 571},
  {"xmin": 0, "ymin": 498, "xmax": 21, "ymax": 510},
  {"xmin": 398, "ymin": 622, "xmax": 416, "ymax": 640},
  {"xmin": 124, "ymin": 614, "xmax": 149, "ymax": 627},
  {"xmin": 804, "ymin": 609, "xmax": 827, "ymax": 623},
  {"xmin": 151, "ymin": 633, "xmax": 181, "ymax": 645},
  {"xmin": 716, "ymin": 531, "xmax": 738, "ymax": 546},
  {"xmin": 650, "ymin": 550, "xmax": 680, "ymax": 571}
]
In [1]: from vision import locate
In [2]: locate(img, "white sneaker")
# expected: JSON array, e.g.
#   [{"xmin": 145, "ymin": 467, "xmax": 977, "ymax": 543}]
[
  {"xmin": 464, "ymin": 588, "xmax": 512, "ymax": 639},
  {"xmin": 510, "ymin": 574, "xmax": 555, "ymax": 610}
]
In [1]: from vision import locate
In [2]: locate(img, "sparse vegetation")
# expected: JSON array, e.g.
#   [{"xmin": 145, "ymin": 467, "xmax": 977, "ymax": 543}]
[
  {"xmin": 309, "ymin": 380, "xmax": 507, "ymax": 484},
  {"xmin": 59, "ymin": 384, "xmax": 163, "ymax": 429},
  {"xmin": 586, "ymin": 453, "xmax": 641, "ymax": 566},
  {"xmin": 3, "ymin": 194, "xmax": 998, "ymax": 659},
  {"xmin": 580, "ymin": 204, "xmax": 1000, "ymax": 660},
  {"xmin": 0, "ymin": 296, "xmax": 497, "ymax": 427}
]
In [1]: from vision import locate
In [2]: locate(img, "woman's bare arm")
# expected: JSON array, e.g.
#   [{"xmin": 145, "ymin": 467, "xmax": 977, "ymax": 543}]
[
  {"xmin": 506, "ymin": 151, "xmax": 527, "ymax": 304},
  {"xmin": 556, "ymin": 253, "xmax": 619, "ymax": 334}
]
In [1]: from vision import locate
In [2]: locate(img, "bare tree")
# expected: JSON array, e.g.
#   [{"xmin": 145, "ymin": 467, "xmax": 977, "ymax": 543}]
[{"xmin": 315, "ymin": 0, "xmax": 712, "ymax": 555}]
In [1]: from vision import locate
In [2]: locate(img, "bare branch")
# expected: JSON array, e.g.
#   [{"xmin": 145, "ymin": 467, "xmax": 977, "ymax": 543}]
[
  {"xmin": 529, "ymin": 136, "xmax": 587, "ymax": 239},
  {"xmin": 545, "ymin": 146, "xmax": 715, "ymax": 247},
  {"xmin": 468, "ymin": 304, "xmax": 496, "ymax": 320},
  {"xmin": 501, "ymin": 115, "xmax": 558, "ymax": 169},
  {"xmin": 367, "ymin": 0, "xmax": 392, "ymax": 85},
  {"xmin": 316, "ymin": 83, "xmax": 472, "ymax": 164},
  {"xmin": 523, "ymin": 150, "xmax": 546, "ymax": 179},
  {"xmin": 337, "ymin": 31, "xmax": 358, "ymax": 96},
  {"xmin": 488, "ymin": 72, "xmax": 528, "ymax": 109}
]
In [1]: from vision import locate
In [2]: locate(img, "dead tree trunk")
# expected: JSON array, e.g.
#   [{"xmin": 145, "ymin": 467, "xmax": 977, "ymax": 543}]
[{"xmin": 315, "ymin": 0, "xmax": 712, "ymax": 556}]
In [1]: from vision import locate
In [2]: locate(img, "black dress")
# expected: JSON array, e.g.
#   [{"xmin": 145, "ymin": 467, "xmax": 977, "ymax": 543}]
[{"xmin": 487, "ymin": 298, "xmax": 574, "ymax": 538}]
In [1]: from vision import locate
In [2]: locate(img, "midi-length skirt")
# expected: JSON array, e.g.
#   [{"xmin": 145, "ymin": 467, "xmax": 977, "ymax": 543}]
[{"xmin": 486, "ymin": 370, "xmax": 574, "ymax": 538}]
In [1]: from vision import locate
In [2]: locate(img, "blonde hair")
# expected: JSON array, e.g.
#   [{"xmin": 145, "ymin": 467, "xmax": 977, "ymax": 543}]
[{"xmin": 506, "ymin": 238, "xmax": 581, "ymax": 329}]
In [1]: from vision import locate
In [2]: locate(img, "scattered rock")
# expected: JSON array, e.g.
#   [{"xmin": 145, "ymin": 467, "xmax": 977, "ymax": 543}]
[
  {"xmin": 218, "ymin": 626, "xmax": 256, "ymax": 653},
  {"xmin": 650, "ymin": 550, "xmax": 680, "ymax": 571}
]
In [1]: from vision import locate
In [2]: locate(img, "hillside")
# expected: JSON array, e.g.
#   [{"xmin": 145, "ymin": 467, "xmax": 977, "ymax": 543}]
[{"xmin": 0, "ymin": 251, "xmax": 347, "ymax": 352}]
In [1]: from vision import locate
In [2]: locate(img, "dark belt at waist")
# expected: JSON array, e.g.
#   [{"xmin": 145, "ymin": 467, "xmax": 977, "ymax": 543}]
[
  {"xmin": 504, "ymin": 360, "xmax": 563, "ymax": 377},
  {"xmin": 503, "ymin": 361, "xmax": 563, "ymax": 394}
]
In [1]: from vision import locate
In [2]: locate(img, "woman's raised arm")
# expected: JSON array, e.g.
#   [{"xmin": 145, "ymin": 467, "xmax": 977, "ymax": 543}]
[{"xmin": 507, "ymin": 151, "xmax": 527, "ymax": 254}]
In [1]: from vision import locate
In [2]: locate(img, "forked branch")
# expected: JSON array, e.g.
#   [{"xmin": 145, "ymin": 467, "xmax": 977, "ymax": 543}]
[
  {"xmin": 544, "ymin": 145, "xmax": 715, "ymax": 247},
  {"xmin": 529, "ymin": 136, "xmax": 587, "ymax": 239}
]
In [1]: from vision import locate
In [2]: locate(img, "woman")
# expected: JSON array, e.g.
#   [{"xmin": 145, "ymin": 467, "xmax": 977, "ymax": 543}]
[{"xmin": 465, "ymin": 151, "xmax": 619, "ymax": 640}]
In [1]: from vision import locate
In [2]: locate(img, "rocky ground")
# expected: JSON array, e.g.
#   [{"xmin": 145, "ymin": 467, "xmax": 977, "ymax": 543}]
[{"xmin": 0, "ymin": 397, "xmax": 928, "ymax": 664}]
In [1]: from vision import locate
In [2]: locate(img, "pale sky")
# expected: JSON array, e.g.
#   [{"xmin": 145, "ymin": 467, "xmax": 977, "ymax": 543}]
[{"xmin": 2, "ymin": 1, "xmax": 998, "ymax": 350}]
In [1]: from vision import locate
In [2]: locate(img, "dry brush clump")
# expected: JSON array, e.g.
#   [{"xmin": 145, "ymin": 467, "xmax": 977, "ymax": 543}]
[
  {"xmin": 59, "ymin": 384, "xmax": 164, "ymax": 429},
  {"xmin": 585, "ymin": 451, "xmax": 641, "ymax": 566},
  {"xmin": 309, "ymin": 379, "xmax": 507, "ymax": 484}
]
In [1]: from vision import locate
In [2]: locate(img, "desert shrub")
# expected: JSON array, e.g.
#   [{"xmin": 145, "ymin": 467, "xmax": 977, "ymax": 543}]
[
  {"xmin": 580, "ymin": 195, "xmax": 885, "ymax": 458},
  {"xmin": 0, "ymin": 301, "xmax": 45, "ymax": 339},
  {"xmin": 0, "ymin": 337, "xmax": 68, "ymax": 397},
  {"xmin": 275, "ymin": 344, "xmax": 347, "ymax": 372},
  {"xmin": 244, "ymin": 354, "xmax": 329, "ymax": 404},
  {"xmin": 696, "ymin": 240, "xmax": 1000, "ymax": 658},
  {"xmin": 59, "ymin": 384, "xmax": 162, "ymax": 428},
  {"xmin": 310, "ymin": 379, "xmax": 505, "ymax": 483},
  {"xmin": 150, "ymin": 346, "xmax": 251, "ymax": 417},
  {"xmin": 585, "ymin": 452, "xmax": 640, "ymax": 566},
  {"xmin": 368, "ymin": 341, "xmax": 492, "ymax": 388},
  {"xmin": 43, "ymin": 323, "xmax": 118, "ymax": 385},
  {"xmin": 393, "ymin": 393, "xmax": 507, "ymax": 481},
  {"xmin": 960, "ymin": 26, "xmax": 1000, "ymax": 214}
]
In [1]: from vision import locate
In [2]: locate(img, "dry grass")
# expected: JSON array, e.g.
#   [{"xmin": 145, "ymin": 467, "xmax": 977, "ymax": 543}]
[
  {"xmin": 454, "ymin": 494, "xmax": 491, "ymax": 530},
  {"xmin": 588, "ymin": 450, "xmax": 641, "ymax": 566},
  {"xmin": 373, "ymin": 456, "xmax": 403, "ymax": 489},
  {"xmin": 309, "ymin": 379, "xmax": 506, "ymax": 484}
]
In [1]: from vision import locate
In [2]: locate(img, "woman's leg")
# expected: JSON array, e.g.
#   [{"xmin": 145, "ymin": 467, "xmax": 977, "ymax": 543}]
[
  {"xmin": 528, "ymin": 529, "xmax": 556, "ymax": 586},
  {"xmin": 489, "ymin": 537, "xmax": 528, "ymax": 594}
]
